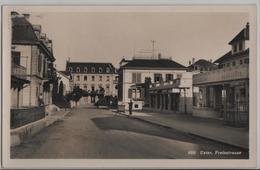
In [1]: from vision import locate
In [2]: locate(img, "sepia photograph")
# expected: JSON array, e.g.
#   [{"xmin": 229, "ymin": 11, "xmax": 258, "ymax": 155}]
[{"xmin": 1, "ymin": 3, "xmax": 259, "ymax": 169}]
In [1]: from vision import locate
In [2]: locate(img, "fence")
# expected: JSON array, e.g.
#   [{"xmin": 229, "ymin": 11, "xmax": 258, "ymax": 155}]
[
  {"xmin": 224, "ymin": 101, "xmax": 249, "ymax": 127},
  {"xmin": 11, "ymin": 106, "xmax": 46, "ymax": 129}
]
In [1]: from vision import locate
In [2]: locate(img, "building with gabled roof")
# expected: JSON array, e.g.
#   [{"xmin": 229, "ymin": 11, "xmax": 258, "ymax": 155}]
[
  {"xmin": 11, "ymin": 12, "xmax": 56, "ymax": 108},
  {"xmin": 192, "ymin": 23, "xmax": 249, "ymax": 126},
  {"xmin": 118, "ymin": 54, "xmax": 187, "ymax": 110}
]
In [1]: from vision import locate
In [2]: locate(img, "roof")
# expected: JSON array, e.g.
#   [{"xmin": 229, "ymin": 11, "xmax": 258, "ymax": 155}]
[
  {"xmin": 12, "ymin": 14, "xmax": 55, "ymax": 62},
  {"xmin": 228, "ymin": 23, "xmax": 249, "ymax": 45},
  {"xmin": 12, "ymin": 16, "xmax": 39, "ymax": 44},
  {"xmin": 66, "ymin": 62, "xmax": 117, "ymax": 74},
  {"xmin": 58, "ymin": 70, "xmax": 71, "ymax": 77},
  {"xmin": 188, "ymin": 59, "xmax": 216, "ymax": 68},
  {"xmin": 214, "ymin": 48, "xmax": 249, "ymax": 63},
  {"xmin": 121, "ymin": 58, "xmax": 186, "ymax": 70}
]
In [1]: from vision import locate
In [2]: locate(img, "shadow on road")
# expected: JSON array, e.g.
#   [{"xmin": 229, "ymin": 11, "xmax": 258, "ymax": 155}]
[{"xmin": 92, "ymin": 115, "xmax": 210, "ymax": 146}]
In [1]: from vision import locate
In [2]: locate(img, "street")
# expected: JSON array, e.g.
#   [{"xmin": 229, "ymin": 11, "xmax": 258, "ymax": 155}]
[{"xmin": 11, "ymin": 107, "xmax": 248, "ymax": 159}]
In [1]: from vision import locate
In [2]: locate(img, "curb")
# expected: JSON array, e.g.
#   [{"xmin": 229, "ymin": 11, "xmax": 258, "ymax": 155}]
[
  {"xmin": 119, "ymin": 112, "xmax": 248, "ymax": 150},
  {"xmin": 11, "ymin": 110, "xmax": 71, "ymax": 147}
]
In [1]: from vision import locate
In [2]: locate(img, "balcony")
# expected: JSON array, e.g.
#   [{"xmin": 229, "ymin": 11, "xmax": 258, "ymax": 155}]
[
  {"xmin": 11, "ymin": 63, "xmax": 27, "ymax": 78},
  {"xmin": 193, "ymin": 65, "xmax": 249, "ymax": 85}
]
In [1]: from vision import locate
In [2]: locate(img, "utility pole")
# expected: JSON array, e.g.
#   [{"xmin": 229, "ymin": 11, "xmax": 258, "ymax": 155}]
[{"xmin": 151, "ymin": 40, "xmax": 156, "ymax": 59}]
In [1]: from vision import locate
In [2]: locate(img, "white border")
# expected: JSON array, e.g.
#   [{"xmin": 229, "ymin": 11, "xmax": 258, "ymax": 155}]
[{"xmin": 1, "ymin": 1, "xmax": 259, "ymax": 169}]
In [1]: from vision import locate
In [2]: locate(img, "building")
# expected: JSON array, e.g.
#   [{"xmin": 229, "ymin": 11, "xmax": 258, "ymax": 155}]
[
  {"xmin": 66, "ymin": 61, "xmax": 118, "ymax": 104},
  {"xmin": 193, "ymin": 23, "xmax": 249, "ymax": 126},
  {"xmin": 56, "ymin": 71, "xmax": 72, "ymax": 95},
  {"xmin": 11, "ymin": 12, "xmax": 56, "ymax": 107},
  {"xmin": 187, "ymin": 59, "xmax": 217, "ymax": 73},
  {"xmin": 147, "ymin": 72, "xmax": 193, "ymax": 114},
  {"xmin": 118, "ymin": 55, "xmax": 187, "ymax": 110}
]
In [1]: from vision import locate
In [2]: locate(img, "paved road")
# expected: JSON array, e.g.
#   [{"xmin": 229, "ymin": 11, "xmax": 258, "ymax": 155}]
[{"xmin": 11, "ymin": 107, "xmax": 248, "ymax": 159}]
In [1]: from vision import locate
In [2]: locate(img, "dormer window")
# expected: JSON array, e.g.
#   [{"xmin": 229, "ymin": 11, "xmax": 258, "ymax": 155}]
[
  {"xmin": 106, "ymin": 67, "xmax": 110, "ymax": 73},
  {"xmin": 239, "ymin": 42, "xmax": 243, "ymax": 51},
  {"xmin": 91, "ymin": 67, "xmax": 95, "ymax": 73},
  {"xmin": 233, "ymin": 44, "xmax": 237, "ymax": 53},
  {"xmin": 84, "ymin": 67, "xmax": 88, "ymax": 72},
  {"xmin": 68, "ymin": 67, "xmax": 73, "ymax": 72},
  {"xmin": 76, "ymin": 67, "xmax": 80, "ymax": 73},
  {"xmin": 99, "ymin": 67, "xmax": 102, "ymax": 73}
]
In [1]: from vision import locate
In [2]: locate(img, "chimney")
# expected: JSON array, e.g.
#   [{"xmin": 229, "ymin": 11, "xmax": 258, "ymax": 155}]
[
  {"xmin": 23, "ymin": 13, "xmax": 30, "ymax": 20},
  {"xmin": 245, "ymin": 22, "xmax": 249, "ymax": 40}
]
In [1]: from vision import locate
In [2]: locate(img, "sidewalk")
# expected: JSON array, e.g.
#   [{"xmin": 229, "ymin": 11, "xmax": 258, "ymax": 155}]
[
  {"xmin": 11, "ymin": 109, "xmax": 71, "ymax": 147},
  {"xmin": 120, "ymin": 111, "xmax": 249, "ymax": 149}
]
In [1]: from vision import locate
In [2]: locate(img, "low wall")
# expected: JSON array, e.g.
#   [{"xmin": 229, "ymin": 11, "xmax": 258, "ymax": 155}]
[
  {"xmin": 11, "ymin": 110, "xmax": 70, "ymax": 147},
  {"xmin": 11, "ymin": 106, "xmax": 45, "ymax": 129}
]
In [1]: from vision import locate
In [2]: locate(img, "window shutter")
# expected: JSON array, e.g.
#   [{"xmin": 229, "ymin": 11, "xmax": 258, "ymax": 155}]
[
  {"xmin": 132, "ymin": 73, "xmax": 136, "ymax": 83},
  {"xmin": 137, "ymin": 73, "xmax": 141, "ymax": 83}
]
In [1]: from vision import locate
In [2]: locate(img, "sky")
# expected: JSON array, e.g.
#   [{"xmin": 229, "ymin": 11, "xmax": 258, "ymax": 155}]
[{"xmin": 18, "ymin": 11, "xmax": 248, "ymax": 70}]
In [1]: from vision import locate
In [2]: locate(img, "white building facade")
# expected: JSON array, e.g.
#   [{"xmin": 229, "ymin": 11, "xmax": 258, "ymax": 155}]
[{"xmin": 118, "ymin": 57, "xmax": 187, "ymax": 110}]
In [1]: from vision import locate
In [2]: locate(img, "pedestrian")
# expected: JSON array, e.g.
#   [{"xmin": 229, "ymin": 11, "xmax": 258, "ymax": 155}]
[
  {"xmin": 38, "ymin": 93, "xmax": 44, "ymax": 107},
  {"xmin": 128, "ymin": 99, "xmax": 133, "ymax": 116}
]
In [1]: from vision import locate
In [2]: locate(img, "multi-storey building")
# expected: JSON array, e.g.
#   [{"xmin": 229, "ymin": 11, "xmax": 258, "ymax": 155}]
[
  {"xmin": 66, "ymin": 61, "xmax": 118, "ymax": 104},
  {"xmin": 11, "ymin": 12, "xmax": 56, "ymax": 107},
  {"xmin": 118, "ymin": 55, "xmax": 187, "ymax": 110},
  {"xmin": 193, "ymin": 23, "xmax": 249, "ymax": 126}
]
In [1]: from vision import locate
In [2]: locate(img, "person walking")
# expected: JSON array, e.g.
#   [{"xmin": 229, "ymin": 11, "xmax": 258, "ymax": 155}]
[{"xmin": 128, "ymin": 99, "xmax": 133, "ymax": 116}]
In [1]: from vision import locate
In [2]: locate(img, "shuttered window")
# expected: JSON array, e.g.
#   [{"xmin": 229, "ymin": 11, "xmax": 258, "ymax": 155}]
[{"xmin": 132, "ymin": 73, "xmax": 141, "ymax": 83}]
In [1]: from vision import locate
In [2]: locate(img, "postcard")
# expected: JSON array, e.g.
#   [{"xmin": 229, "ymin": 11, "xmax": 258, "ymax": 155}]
[{"xmin": 1, "ymin": 3, "xmax": 259, "ymax": 169}]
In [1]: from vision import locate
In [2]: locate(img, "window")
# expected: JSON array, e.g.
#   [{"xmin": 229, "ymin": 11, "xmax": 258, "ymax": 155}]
[
  {"xmin": 234, "ymin": 44, "xmax": 237, "ymax": 53},
  {"xmin": 166, "ymin": 74, "xmax": 173, "ymax": 82},
  {"xmin": 12, "ymin": 51, "xmax": 21, "ymax": 65},
  {"xmin": 99, "ymin": 76, "xmax": 102, "ymax": 81},
  {"xmin": 177, "ymin": 74, "xmax": 182, "ymax": 79},
  {"xmin": 91, "ymin": 85, "xmax": 95, "ymax": 91},
  {"xmin": 106, "ymin": 84, "xmax": 110, "ymax": 92},
  {"xmin": 106, "ymin": 76, "xmax": 110, "ymax": 82},
  {"xmin": 76, "ymin": 75, "xmax": 80, "ymax": 81},
  {"xmin": 128, "ymin": 89, "xmax": 132, "ymax": 98},
  {"xmin": 132, "ymin": 73, "xmax": 141, "ymax": 83},
  {"xmin": 91, "ymin": 67, "xmax": 95, "ymax": 73},
  {"xmin": 106, "ymin": 67, "xmax": 110, "ymax": 73},
  {"xmin": 239, "ymin": 42, "xmax": 243, "ymax": 51},
  {"xmin": 194, "ymin": 66, "xmax": 198, "ymax": 70},
  {"xmin": 244, "ymin": 58, "xmax": 249, "ymax": 64},
  {"xmin": 240, "ymin": 88, "xmax": 246, "ymax": 98},
  {"xmin": 99, "ymin": 67, "xmax": 102, "ymax": 73},
  {"xmin": 84, "ymin": 75, "xmax": 87, "ymax": 81},
  {"xmin": 91, "ymin": 76, "xmax": 95, "ymax": 81},
  {"xmin": 68, "ymin": 67, "xmax": 73, "ymax": 72},
  {"xmin": 232, "ymin": 61, "xmax": 236, "ymax": 66},
  {"xmin": 76, "ymin": 67, "xmax": 80, "ymax": 73},
  {"xmin": 84, "ymin": 84, "xmax": 87, "ymax": 89},
  {"xmin": 226, "ymin": 63, "xmax": 230, "ymax": 67},
  {"xmin": 240, "ymin": 60, "xmax": 243, "ymax": 65},
  {"xmin": 154, "ymin": 73, "xmax": 162, "ymax": 82},
  {"xmin": 84, "ymin": 67, "xmax": 88, "ymax": 72},
  {"xmin": 38, "ymin": 54, "xmax": 42, "ymax": 72}
]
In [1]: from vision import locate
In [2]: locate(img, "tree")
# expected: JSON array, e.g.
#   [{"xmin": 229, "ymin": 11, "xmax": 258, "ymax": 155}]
[{"xmin": 65, "ymin": 85, "xmax": 83, "ymax": 106}]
